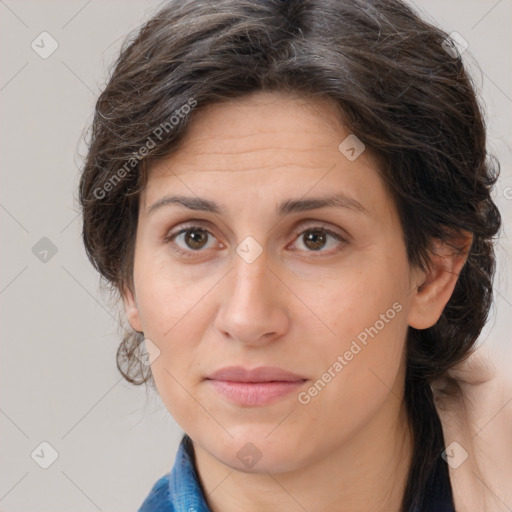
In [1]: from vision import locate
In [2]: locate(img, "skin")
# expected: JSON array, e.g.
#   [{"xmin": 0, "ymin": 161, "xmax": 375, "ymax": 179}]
[{"xmin": 123, "ymin": 90, "xmax": 470, "ymax": 512}]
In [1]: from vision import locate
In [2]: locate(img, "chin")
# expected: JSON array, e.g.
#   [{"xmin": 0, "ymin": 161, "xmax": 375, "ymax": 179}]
[{"xmin": 206, "ymin": 429, "xmax": 309, "ymax": 474}]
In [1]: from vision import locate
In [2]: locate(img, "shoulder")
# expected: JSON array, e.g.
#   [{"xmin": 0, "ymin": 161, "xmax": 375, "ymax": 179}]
[{"xmin": 432, "ymin": 344, "xmax": 512, "ymax": 512}]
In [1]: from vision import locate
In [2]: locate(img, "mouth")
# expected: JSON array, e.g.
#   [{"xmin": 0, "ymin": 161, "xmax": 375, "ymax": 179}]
[{"xmin": 205, "ymin": 366, "xmax": 308, "ymax": 406}]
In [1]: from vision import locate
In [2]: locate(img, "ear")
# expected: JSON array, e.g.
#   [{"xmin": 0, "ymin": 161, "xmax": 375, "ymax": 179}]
[
  {"xmin": 408, "ymin": 231, "xmax": 473, "ymax": 330},
  {"xmin": 121, "ymin": 283, "xmax": 143, "ymax": 333}
]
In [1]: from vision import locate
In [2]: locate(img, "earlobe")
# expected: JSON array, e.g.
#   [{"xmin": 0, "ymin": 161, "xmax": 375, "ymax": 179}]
[
  {"xmin": 121, "ymin": 284, "xmax": 143, "ymax": 333},
  {"xmin": 408, "ymin": 232, "xmax": 473, "ymax": 330}
]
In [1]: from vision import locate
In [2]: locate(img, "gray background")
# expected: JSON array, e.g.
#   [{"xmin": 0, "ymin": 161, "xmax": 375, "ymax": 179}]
[{"xmin": 1, "ymin": 1, "xmax": 510, "ymax": 510}]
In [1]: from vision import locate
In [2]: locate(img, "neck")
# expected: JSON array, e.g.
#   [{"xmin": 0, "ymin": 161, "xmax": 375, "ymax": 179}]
[{"xmin": 193, "ymin": 390, "xmax": 414, "ymax": 512}]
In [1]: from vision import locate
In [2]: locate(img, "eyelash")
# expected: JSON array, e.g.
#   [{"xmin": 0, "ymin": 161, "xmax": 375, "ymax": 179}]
[{"xmin": 164, "ymin": 222, "xmax": 349, "ymax": 260}]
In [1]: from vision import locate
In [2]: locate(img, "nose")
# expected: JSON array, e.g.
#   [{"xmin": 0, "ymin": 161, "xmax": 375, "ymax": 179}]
[{"xmin": 213, "ymin": 250, "xmax": 290, "ymax": 346}]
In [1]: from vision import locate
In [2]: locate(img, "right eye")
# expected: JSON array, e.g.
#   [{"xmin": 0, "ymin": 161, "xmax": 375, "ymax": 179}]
[{"xmin": 165, "ymin": 225, "xmax": 223, "ymax": 258}]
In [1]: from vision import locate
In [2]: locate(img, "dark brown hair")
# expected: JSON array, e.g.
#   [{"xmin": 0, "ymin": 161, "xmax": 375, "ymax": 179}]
[{"xmin": 79, "ymin": 0, "xmax": 501, "ymax": 509}]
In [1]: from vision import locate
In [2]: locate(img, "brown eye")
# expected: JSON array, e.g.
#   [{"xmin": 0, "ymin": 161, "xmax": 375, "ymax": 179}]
[
  {"xmin": 165, "ymin": 225, "xmax": 219, "ymax": 258},
  {"xmin": 302, "ymin": 229, "xmax": 328, "ymax": 251},
  {"xmin": 290, "ymin": 225, "xmax": 348, "ymax": 256},
  {"xmin": 183, "ymin": 228, "xmax": 209, "ymax": 250}
]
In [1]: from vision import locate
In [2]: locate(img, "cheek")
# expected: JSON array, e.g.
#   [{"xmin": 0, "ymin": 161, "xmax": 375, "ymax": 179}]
[
  {"xmin": 132, "ymin": 249, "xmax": 214, "ymax": 387},
  {"xmin": 296, "ymin": 288, "xmax": 408, "ymax": 442},
  {"xmin": 132, "ymin": 249, "xmax": 206, "ymax": 337},
  {"xmin": 305, "ymin": 258, "xmax": 409, "ymax": 348},
  {"xmin": 298, "ymin": 254, "xmax": 410, "ymax": 400}
]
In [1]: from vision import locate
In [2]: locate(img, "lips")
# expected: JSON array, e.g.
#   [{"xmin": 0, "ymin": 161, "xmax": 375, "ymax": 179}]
[
  {"xmin": 206, "ymin": 365, "xmax": 306, "ymax": 383},
  {"xmin": 205, "ymin": 366, "xmax": 307, "ymax": 406}
]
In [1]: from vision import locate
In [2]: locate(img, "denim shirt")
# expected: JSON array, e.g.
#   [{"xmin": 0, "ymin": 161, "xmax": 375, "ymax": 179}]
[{"xmin": 137, "ymin": 434, "xmax": 455, "ymax": 512}]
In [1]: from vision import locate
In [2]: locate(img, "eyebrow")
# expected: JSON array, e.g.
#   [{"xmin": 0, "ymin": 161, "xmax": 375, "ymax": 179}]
[{"xmin": 147, "ymin": 192, "xmax": 369, "ymax": 217}]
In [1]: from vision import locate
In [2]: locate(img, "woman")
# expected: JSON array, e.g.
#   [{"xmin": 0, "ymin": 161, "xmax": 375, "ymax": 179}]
[{"xmin": 78, "ymin": 0, "xmax": 504, "ymax": 510}]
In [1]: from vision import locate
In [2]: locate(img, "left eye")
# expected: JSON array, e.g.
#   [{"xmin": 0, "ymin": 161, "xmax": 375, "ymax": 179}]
[{"xmin": 290, "ymin": 227, "xmax": 346, "ymax": 253}]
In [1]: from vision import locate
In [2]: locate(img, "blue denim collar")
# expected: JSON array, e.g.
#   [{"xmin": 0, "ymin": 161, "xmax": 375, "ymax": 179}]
[{"xmin": 138, "ymin": 434, "xmax": 211, "ymax": 512}]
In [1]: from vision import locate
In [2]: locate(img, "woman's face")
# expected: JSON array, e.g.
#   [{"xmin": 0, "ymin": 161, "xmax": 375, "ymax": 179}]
[{"xmin": 123, "ymin": 91, "xmax": 424, "ymax": 473}]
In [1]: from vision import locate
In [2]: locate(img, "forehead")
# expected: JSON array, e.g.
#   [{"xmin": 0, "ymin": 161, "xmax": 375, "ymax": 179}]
[
  {"xmin": 172, "ymin": 91, "xmax": 344, "ymax": 160},
  {"xmin": 141, "ymin": 90, "xmax": 391, "ymax": 219}
]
